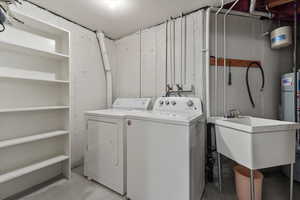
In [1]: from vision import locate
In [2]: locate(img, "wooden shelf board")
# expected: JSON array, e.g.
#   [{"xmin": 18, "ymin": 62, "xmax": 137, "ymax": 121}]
[
  {"xmin": 0, "ymin": 106, "xmax": 70, "ymax": 113},
  {"xmin": 268, "ymin": 0, "xmax": 294, "ymax": 9},
  {"xmin": 210, "ymin": 57, "xmax": 261, "ymax": 68},
  {"xmin": 0, "ymin": 40, "xmax": 69, "ymax": 61},
  {"xmin": 0, "ymin": 75, "xmax": 69, "ymax": 84},
  {"xmin": 0, "ymin": 130, "xmax": 68, "ymax": 149},
  {"xmin": 0, "ymin": 155, "xmax": 69, "ymax": 184},
  {"xmin": 269, "ymin": 3, "xmax": 300, "ymax": 18}
]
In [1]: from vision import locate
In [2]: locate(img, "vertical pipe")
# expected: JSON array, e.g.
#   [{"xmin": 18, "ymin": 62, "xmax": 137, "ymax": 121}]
[
  {"xmin": 206, "ymin": 8, "xmax": 211, "ymax": 118},
  {"xmin": 217, "ymin": 153, "xmax": 222, "ymax": 192},
  {"xmin": 139, "ymin": 29, "xmax": 142, "ymax": 98},
  {"xmin": 223, "ymin": 14, "xmax": 227, "ymax": 116},
  {"xmin": 181, "ymin": 13, "xmax": 184, "ymax": 85},
  {"xmin": 223, "ymin": 0, "xmax": 240, "ymax": 117},
  {"xmin": 168, "ymin": 19, "xmax": 173, "ymax": 87},
  {"xmin": 250, "ymin": 169, "xmax": 255, "ymax": 200},
  {"xmin": 249, "ymin": 0, "xmax": 272, "ymax": 18},
  {"xmin": 293, "ymin": 4, "xmax": 298, "ymax": 199},
  {"xmin": 165, "ymin": 21, "xmax": 169, "ymax": 94},
  {"xmin": 173, "ymin": 19, "xmax": 176, "ymax": 86},
  {"xmin": 294, "ymin": 0, "xmax": 299, "ymax": 156},
  {"xmin": 290, "ymin": 163, "xmax": 294, "ymax": 200},
  {"xmin": 294, "ymin": 0, "xmax": 298, "ymax": 123},
  {"xmin": 249, "ymin": 0, "xmax": 257, "ymax": 15},
  {"xmin": 215, "ymin": 16, "xmax": 218, "ymax": 117},
  {"xmin": 215, "ymin": 1, "xmax": 224, "ymax": 116},
  {"xmin": 169, "ymin": 19, "xmax": 174, "ymax": 86},
  {"xmin": 184, "ymin": 15, "xmax": 187, "ymax": 85}
]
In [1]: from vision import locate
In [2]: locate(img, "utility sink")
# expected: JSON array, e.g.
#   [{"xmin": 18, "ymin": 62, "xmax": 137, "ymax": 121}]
[{"xmin": 210, "ymin": 116, "xmax": 300, "ymax": 170}]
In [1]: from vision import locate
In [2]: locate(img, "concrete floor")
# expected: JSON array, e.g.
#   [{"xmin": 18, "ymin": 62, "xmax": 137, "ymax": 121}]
[
  {"xmin": 19, "ymin": 167, "xmax": 122, "ymax": 200},
  {"xmin": 18, "ymin": 167, "xmax": 300, "ymax": 200}
]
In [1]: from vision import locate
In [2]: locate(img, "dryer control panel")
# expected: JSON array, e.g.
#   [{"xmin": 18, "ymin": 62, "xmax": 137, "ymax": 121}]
[
  {"xmin": 153, "ymin": 97, "xmax": 202, "ymax": 114},
  {"xmin": 113, "ymin": 98, "xmax": 152, "ymax": 110}
]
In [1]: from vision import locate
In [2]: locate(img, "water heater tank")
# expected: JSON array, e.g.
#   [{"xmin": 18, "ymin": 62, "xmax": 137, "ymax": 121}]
[{"xmin": 271, "ymin": 26, "xmax": 292, "ymax": 49}]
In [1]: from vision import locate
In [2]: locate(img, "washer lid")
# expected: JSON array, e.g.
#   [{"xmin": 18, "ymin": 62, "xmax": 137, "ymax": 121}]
[
  {"xmin": 85, "ymin": 98, "xmax": 152, "ymax": 118},
  {"xmin": 127, "ymin": 111, "xmax": 203, "ymax": 126}
]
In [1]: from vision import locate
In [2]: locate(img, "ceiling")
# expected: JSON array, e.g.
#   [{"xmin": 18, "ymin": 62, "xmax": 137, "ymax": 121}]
[{"xmin": 28, "ymin": 0, "xmax": 234, "ymax": 39}]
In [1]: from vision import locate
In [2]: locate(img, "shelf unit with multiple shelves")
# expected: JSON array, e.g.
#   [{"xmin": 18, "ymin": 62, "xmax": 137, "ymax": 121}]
[{"xmin": 0, "ymin": 10, "xmax": 71, "ymax": 199}]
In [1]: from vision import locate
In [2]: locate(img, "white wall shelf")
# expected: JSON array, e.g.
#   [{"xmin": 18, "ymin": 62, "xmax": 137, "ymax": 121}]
[
  {"xmin": 0, "ymin": 155, "xmax": 69, "ymax": 184},
  {"xmin": 0, "ymin": 106, "xmax": 69, "ymax": 113},
  {"xmin": 0, "ymin": 75, "xmax": 69, "ymax": 84},
  {"xmin": 10, "ymin": 10, "xmax": 69, "ymax": 39},
  {"xmin": 0, "ymin": 8, "xmax": 71, "ymax": 199},
  {"xmin": 0, "ymin": 130, "xmax": 68, "ymax": 149},
  {"xmin": 0, "ymin": 40, "xmax": 69, "ymax": 61}
]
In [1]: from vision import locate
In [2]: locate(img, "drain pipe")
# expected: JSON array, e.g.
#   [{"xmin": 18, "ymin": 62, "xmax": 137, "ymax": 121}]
[
  {"xmin": 96, "ymin": 31, "xmax": 113, "ymax": 108},
  {"xmin": 249, "ymin": 0, "xmax": 272, "ymax": 18},
  {"xmin": 214, "ymin": 0, "xmax": 224, "ymax": 117}
]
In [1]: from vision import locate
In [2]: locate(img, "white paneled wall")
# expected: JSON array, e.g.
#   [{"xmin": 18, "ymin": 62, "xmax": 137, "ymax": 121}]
[
  {"xmin": 113, "ymin": 10, "xmax": 206, "ymax": 101},
  {"xmin": 166, "ymin": 10, "xmax": 206, "ymax": 95},
  {"xmin": 15, "ymin": 2, "xmax": 107, "ymax": 167},
  {"xmin": 112, "ymin": 10, "xmax": 291, "ymax": 120},
  {"xmin": 115, "ymin": 33, "xmax": 141, "ymax": 98},
  {"xmin": 209, "ymin": 13, "xmax": 292, "ymax": 119},
  {"xmin": 185, "ymin": 11, "xmax": 205, "ymax": 99},
  {"xmin": 141, "ymin": 24, "xmax": 167, "ymax": 98},
  {"xmin": 167, "ymin": 17, "xmax": 190, "ymax": 88}
]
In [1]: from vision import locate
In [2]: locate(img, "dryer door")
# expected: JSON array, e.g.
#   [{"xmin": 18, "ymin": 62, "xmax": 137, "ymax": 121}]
[{"xmin": 86, "ymin": 119, "xmax": 124, "ymax": 194}]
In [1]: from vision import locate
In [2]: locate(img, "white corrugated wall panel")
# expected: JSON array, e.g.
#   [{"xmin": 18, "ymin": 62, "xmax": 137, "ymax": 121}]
[
  {"xmin": 116, "ymin": 32, "xmax": 141, "ymax": 98},
  {"xmin": 141, "ymin": 24, "xmax": 166, "ymax": 98}
]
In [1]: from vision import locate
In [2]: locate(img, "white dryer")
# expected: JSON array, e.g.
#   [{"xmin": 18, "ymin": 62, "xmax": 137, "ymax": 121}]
[
  {"xmin": 126, "ymin": 97, "xmax": 205, "ymax": 200},
  {"xmin": 84, "ymin": 98, "xmax": 152, "ymax": 195}
]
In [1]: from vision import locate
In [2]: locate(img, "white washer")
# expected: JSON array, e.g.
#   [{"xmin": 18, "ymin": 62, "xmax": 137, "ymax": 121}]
[
  {"xmin": 126, "ymin": 97, "xmax": 205, "ymax": 200},
  {"xmin": 84, "ymin": 98, "xmax": 152, "ymax": 195}
]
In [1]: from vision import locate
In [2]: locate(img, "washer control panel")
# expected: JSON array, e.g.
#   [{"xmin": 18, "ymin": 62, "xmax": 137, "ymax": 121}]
[{"xmin": 153, "ymin": 97, "xmax": 202, "ymax": 113}]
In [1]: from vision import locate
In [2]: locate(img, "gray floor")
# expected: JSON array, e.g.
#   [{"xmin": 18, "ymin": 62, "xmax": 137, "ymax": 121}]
[
  {"xmin": 19, "ymin": 167, "xmax": 300, "ymax": 200},
  {"xmin": 19, "ymin": 167, "xmax": 123, "ymax": 200}
]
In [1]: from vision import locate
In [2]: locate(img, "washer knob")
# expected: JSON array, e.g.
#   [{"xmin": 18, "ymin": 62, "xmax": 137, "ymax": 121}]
[
  {"xmin": 171, "ymin": 101, "xmax": 176, "ymax": 106},
  {"xmin": 159, "ymin": 100, "xmax": 164, "ymax": 106},
  {"xmin": 187, "ymin": 100, "xmax": 194, "ymax": 107},
  {"xmin": 165, "ymin": 100, "xmax": 170, "ymax": 105}
]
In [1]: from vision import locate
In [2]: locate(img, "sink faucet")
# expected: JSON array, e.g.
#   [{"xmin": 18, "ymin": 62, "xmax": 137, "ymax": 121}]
[{"xmin": 225, "ymin": 109, "xmax": 240, "ymax": 118}]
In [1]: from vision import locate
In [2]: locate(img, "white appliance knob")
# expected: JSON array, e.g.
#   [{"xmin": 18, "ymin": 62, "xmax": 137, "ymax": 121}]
[
  {"xmin": 171, "ymin": 101, "xmax": 176, "ymax": 106},
  {"xmin": 187, "ymin": 100, "xmax": 194, "ymax": 107},
  {"xmin": 165, "ymin": 100, "xmax": 170, "ymax": 105}
]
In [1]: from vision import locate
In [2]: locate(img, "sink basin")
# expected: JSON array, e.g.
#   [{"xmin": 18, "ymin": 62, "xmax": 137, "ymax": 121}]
[
  {"xmin": 212, "ymin": 116, "xmax": 300, "ymax": 133},
  {"xmin": 210, "ymin": 116, "xmax": 300, "ymax": 170}
]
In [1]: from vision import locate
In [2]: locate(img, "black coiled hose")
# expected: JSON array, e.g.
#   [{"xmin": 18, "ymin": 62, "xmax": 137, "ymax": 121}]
[{"xmin": 246, "ymin": 62, "xmax": 265, "ymax": 108}]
